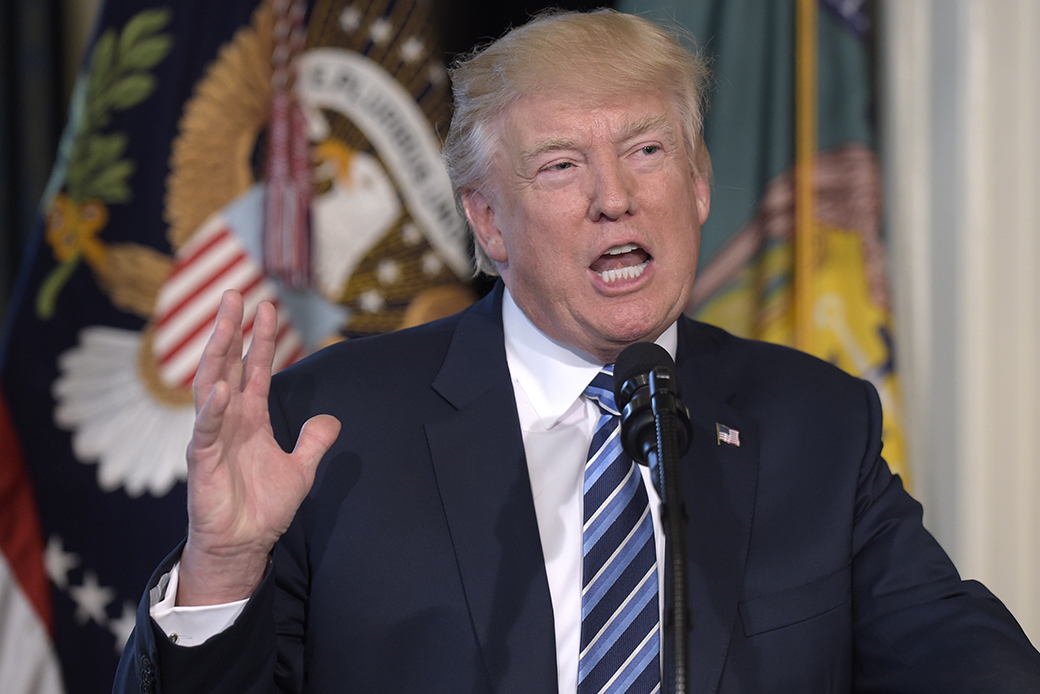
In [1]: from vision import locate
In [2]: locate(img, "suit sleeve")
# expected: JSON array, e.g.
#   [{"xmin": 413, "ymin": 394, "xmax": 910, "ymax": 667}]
[
  {"xmin": 112, "ymin": 384, "xmax": 310, "ymax": 694},
  {"xmin": 850, "ymin": 380, "xmax": 1040, "ymax": 692},
  {"xmin": 111, "ymin": 542, "xmax": 285, "ymax": 694}
]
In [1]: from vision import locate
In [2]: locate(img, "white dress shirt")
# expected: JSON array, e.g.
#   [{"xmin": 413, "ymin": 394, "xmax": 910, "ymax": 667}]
[
  {"xmin": 501, "ymin": 290, "xmax": 671, "ymax": 694},
  {"xmin": 152, "ymin": 288, "xmax": 675, "ymax": 694}
]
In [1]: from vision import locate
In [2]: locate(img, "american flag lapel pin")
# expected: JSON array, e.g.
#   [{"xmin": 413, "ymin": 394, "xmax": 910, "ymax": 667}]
[{"xmin": 716, "ymin": 423, "xmax": 740, "ymax": 447}]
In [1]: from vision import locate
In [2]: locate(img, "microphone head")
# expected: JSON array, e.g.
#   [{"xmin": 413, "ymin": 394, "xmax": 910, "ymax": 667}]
[{"xmin": 613, "ymin": 341, "xmax": 676, "ymax": 409}]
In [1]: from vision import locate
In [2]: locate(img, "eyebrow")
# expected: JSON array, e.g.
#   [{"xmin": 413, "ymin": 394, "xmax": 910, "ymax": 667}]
[
  {"xmin": 616, "ymin": 113, "xmax": 675, "ymax": 144},
  {"xmin": 518, "ymin": 112, "xmax": 677, "ymax": 167},
  {"xmin": 519, "ymin": 136, "xmax": 583, "ymax": 168}
]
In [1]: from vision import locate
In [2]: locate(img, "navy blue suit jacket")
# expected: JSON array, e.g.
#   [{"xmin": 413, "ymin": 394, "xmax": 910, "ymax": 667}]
[{"xmin": 115, "ymin": 283, "xmax": 1040, "ymax": 693}]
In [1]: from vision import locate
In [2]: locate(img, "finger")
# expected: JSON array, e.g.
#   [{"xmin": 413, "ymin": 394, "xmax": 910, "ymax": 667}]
[
  {"xmin": 193, "ymin": 292, "xmax": 243, "ymax": 413},
  {"xmin": 189, "ymin": 379, "xmax": 231, "ymax": 461},
  {"xmin": 242, "ymin": 301, "xmax": 277, "ymax": 398},
  {"xmin": 222, "ymin": 290, "xmax": 246, "ymax": 391},
  {"xmin": 291, "ymin": 414, "xmax": 342, "ymax": 473}
]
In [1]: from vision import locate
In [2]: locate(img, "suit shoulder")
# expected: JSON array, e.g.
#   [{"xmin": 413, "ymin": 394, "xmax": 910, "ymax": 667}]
[
  {"xmin": 269, "ymin": 309, "xmax": 467, "ymax": 408},
  {"xmin": 683, "ymin": 318, "xmax": 873, "ymax": 408}
]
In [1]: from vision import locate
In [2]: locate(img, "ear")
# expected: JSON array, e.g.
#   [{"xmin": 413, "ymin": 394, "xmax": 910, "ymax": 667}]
[
  {"xmin": 692, "ymin": 173, "xmax": 711, "ymax": 225},
  {"xmin": 462, "ymin": 190, "xmax": 508, "ymax": 264}
]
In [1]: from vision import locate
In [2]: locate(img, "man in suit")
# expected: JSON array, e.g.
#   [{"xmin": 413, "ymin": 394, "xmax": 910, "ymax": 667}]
[{"xmin": 114, "ymin": 9, "xmax": 1040, "ymax": 693}]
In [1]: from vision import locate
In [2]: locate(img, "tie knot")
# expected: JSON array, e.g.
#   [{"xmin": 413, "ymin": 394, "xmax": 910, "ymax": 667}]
[{"xmin": 584, "ymin": 366, "xmax": 618, "ymax": 415}]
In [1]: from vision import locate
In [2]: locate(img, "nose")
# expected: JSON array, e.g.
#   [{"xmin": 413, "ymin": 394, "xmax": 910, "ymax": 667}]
[{"xmin": 587, "ymin": 157, "xmax": 637, "ymax": 221}]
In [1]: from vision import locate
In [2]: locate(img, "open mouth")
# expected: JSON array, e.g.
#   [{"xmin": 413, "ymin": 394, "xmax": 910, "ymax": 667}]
[{"xmin": 590, "ymin": 243, "xmax": 651, "ymax": 283}]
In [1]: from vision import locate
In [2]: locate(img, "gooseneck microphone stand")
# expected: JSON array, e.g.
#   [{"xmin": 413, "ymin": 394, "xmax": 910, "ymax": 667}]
[
  {"xmin": 615, "ymin": 343, "xmax": 693, "ymax": 694},
  {"xmin": 647, "ymin": 368, "xmax": 690, "ymax": 694}
]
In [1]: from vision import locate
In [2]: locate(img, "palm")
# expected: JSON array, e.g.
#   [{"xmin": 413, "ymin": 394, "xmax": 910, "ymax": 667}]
[{"xmin": 180, "ymin": 291, "xmax": 340, "ymax": 604}]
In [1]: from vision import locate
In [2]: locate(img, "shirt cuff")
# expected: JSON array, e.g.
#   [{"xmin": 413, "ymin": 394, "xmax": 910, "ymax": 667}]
[{"xmin": 150, "ymin": 562, "xmax": 249, "ymax": 647}]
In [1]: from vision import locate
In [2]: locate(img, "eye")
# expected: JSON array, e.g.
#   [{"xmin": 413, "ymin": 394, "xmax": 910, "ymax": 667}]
[
  {"xmin": 543, "ymin": 161, "xmax": 574, "ymax": 172},
  {"xmin": 640, "ymin": 145, "xmax": 660, "ymax": 156}
]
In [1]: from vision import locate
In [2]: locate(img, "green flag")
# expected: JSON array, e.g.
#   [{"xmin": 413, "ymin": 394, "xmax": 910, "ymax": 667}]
[{"xmin": 618, "ymin": 0, "xmax": 908, "ymax": 479}]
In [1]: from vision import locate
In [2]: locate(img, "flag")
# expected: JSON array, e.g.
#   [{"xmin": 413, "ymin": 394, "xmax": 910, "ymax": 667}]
[
  {"xmin": 617, "ymin": 0, "xmax": 908, "ymax": 480},
  {"xmin": 0, "ymin": 388, "xmax": 63, "ymax": 693},
  {"xmin": 0, "ymin": 0, "xmax": 473, "ymax": 690},
  {"xmin": 716, "ymin": 423, "xmax": 740, "ymax": 447}
]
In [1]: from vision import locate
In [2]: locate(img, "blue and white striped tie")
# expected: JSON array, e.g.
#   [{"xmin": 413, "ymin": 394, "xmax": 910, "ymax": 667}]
[{"xmin": 578, "ymin": 367, "xmax": 661, "ymax": 694}]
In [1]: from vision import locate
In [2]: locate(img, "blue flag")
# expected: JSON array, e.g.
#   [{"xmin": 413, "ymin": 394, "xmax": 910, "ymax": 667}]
[{"xmin": 0, "ymin": 0, "xmax": 470, "ymax": 690}]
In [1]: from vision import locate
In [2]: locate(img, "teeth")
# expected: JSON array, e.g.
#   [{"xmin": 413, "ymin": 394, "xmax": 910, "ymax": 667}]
[
  {"xmin": 599, "ymin": 260, "xmax": 649, "ymax": 283},
  {"xmin": 605, "ymin": 243, "xmax": 640, "ymax": 256}
]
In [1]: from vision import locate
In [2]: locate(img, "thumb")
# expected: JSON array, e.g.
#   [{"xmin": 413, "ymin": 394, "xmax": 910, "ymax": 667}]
[{"xmin": 292, "ymin": 414, "xmax": 342, "ymax": 471}]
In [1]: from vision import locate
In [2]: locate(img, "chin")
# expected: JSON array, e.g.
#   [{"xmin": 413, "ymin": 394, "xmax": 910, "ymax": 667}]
[
  {"xmin": 605, "ymin": 299, "xmax": 678, "ymax": 340},
  {"xmin": 598, "ymin": 319, "xmax": 666, "ymax": 351}
]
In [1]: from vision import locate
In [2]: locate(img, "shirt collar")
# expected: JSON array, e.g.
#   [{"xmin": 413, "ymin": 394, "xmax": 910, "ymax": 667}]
[{"xmin": 501, "ymin": 288, "xmax": 678, "ymax": 430}]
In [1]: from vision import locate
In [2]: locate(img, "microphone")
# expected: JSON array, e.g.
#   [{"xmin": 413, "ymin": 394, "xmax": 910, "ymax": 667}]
[
  {"xmin": 613, "ymin": 341, "xmax": 693, "ymax": 694},
  {"xmin": 613, "ymin": 342, "xmax": 692, "ymax": 471}
]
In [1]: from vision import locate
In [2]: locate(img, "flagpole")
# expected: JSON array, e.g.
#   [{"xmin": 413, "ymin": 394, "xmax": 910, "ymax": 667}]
[{"xmin": 794, "ymin": 0, "xmax": 818, "ymax": 354}]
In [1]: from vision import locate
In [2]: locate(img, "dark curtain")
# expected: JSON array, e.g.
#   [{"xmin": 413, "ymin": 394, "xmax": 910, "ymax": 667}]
[
  {"xmin": 434, "ymin": 0, "xmax": 611, "ymax": 59},
  {"xmin": 0, "ymin": 0, "xmax": 66, "ymax": 323}
]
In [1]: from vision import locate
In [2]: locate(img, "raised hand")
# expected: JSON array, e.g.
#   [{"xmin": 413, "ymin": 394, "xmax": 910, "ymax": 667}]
[{"xmin": 177, "ymin": 290, "xmax": 341, "ymax": 605}]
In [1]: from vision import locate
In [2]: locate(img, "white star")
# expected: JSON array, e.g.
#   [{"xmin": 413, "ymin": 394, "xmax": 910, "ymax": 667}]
[
  {"xmin": 69, "ymin": 571, "xmax": 115, "ymax": 626},
  {"xmin": 422, "ymin": 251, "xmax": 444, "ymax": 276},
  {"xmin": 108, "ymin": 601, "xmax": 138, "ymax": 654},
  {"xmin": 400, "ymin": 36, "xmax": 424, "ymax": 63},
  {"xmin": 428, "ymin": 61, "xmax": 447, "ymax": 86},
  {"xmin": 369, "ymin": 18, "xmax": 393, "ymax": 45},
  {"xmin": 359, "ymin": 289, "xmax": 386, "ymax": 313},
  {"xmin": 45, "ymin": 535, "xmax": 80, "ymax": 589},
  {"xmin": 339, "ymin": 7, "xmax": 362, "ymax": 33},
  {"xmin": 401, "ymin": 223, "xmax": 423, "ymax": 246},
  {"xmin": 377, "ymin": 259, "xmax": 401, "ymax": 285}
]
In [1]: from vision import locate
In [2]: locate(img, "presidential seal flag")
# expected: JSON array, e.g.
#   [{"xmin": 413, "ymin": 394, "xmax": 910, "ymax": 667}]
[
  {"xmin": 0, "ymin": 0, "xmax": 472, "ymax": 690},
  {"xmin": 619, "ymin": 0, "xmax": 909, "ymax": 481}
]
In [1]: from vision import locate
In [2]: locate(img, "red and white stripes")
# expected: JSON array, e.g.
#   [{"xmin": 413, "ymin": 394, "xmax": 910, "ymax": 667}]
[{"xmin": 153, "ymin": 214, "xmax": 303, "ymax": 389}]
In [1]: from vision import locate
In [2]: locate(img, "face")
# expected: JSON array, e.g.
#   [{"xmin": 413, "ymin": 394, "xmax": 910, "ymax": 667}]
[{"xmin": 462, "ymin": 89, "xmax": 710, "ymax": 363}]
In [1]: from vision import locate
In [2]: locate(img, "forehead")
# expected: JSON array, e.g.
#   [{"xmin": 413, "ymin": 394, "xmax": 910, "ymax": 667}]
[{"xmin": 496, "ymin": 89, "xmax": 680, "ymax": 154}]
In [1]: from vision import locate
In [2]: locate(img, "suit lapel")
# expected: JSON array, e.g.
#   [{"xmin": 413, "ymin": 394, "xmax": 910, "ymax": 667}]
[
  {"xmin": 676, "ymin": 318, "xmax": 760, "ymax": 694},
  {"xmin": 422, "ymin": 298, "xmax": 760, "ymax": 694},
  {"xmin": 425, "ymin": 286, "xmax": 557, "ymax": 693}
]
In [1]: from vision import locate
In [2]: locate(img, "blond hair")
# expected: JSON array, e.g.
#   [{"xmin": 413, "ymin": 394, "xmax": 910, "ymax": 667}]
[{"xmin": 443, "ymin": 9, "xmax": 712, "ymax": 275}]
